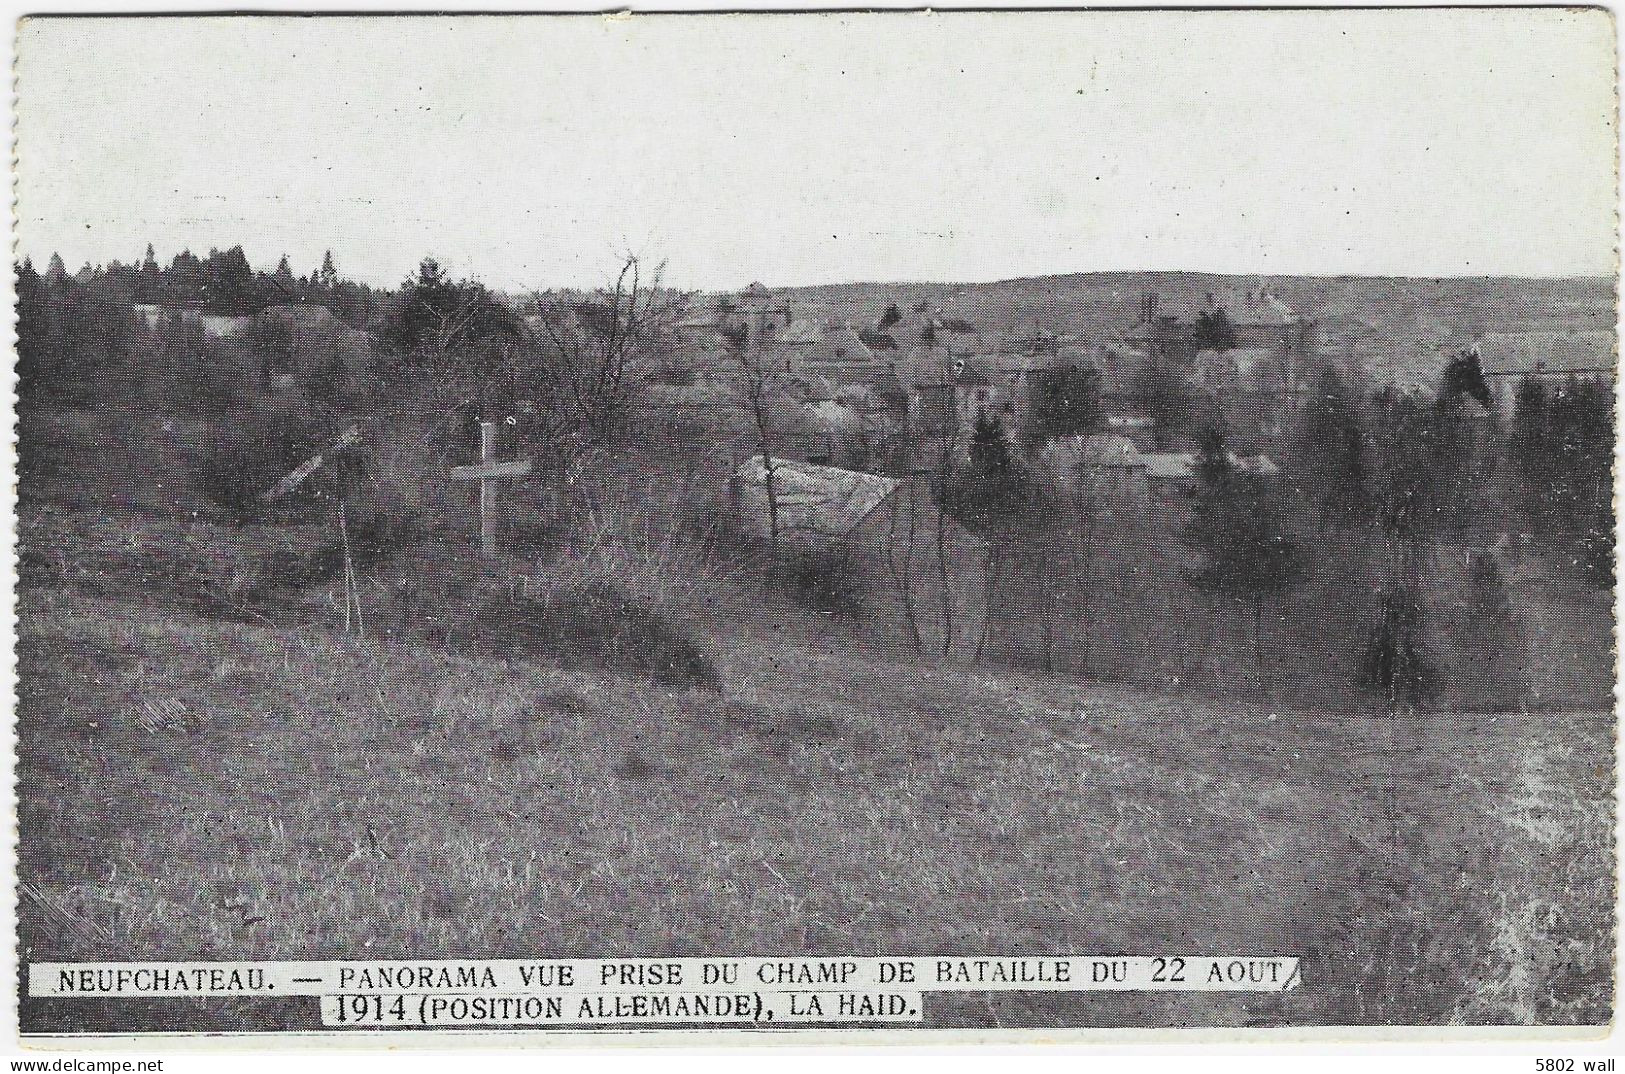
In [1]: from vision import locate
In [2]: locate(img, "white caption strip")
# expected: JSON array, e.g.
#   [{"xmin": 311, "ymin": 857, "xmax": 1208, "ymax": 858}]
[
  {"xmin": 320, "ymin": 990, "xmax": 923, "ymax": 1026},
  {"xmin": 33, "ymin": 956, "xmax": 1297, "ymax": 995},
  {"xmin": 33, "ymin": 957, "xmax": 1299, "ymax": 1024}
]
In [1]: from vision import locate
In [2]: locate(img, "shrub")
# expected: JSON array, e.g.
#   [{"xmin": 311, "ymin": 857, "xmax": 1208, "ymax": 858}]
[
  {"xmin": 771, "ymin": 547, "xmax": 865, "ymax": 617},
  {"xmin": 189, "ymin": 406, "xmax": 340, "ymax": 518},
  {"xmin": 1359, "ymin": 589, "xmax": 1437, "ymax": 709},
  {"xmin": 471, "ymin": 582, "xmax": 721, "ymax": 690}
]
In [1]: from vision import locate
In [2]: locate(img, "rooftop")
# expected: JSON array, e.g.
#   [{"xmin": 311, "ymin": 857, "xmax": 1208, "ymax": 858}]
[{"xmin": 733, "ymin": 456, "xmax": 901, "ymax": 543}]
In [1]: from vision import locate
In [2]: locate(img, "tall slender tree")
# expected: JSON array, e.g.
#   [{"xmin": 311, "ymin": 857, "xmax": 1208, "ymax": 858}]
[
  {"xmin": 1182, "ymin": 424, "xmax": 1307, "ymax": 692},
  {"xmin": 1294, "ymin": 366, "xmax": 1372, "ymax": 528}
]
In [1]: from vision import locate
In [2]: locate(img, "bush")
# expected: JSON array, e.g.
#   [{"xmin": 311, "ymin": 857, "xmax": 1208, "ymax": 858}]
[
  {"xmin": 1359, "ymin": 590, "xmax": 1437, "ymax": 709},
  {"xmin": 470, "ymin": 582, "xmax": 721, "ymax": 690},
  {"xmin": 771, "ymin": 547, "xmax": 865, "ymax": 617},
  {"xmin": 189, "ymin": 406, "xmax": 341, "ymax": 518}
]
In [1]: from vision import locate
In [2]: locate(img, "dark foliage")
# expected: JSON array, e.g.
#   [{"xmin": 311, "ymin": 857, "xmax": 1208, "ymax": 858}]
[
  {"xmin": 1294, "ymin": 366, "xmax": 1373, "ymax": 527},
  {"xmin": 1131, "ymin": 361, "xmax": 1199, "ymax": 450},
  {"xmin": 771, "ymin": 547, "xmax": 866, "ymax": 617},
  {"xmin": 16, "ymin": 249, "xmax": 380, "ymax": 409},
  {"xmin": 380, "ymin": 258, "xmax": 521, "ymax": 366},
  {"xmin": 858, "ymin": 326, "xmax": 899, "ymax": 351},
  {"xmin": 1359, "ymin": 588, "xmax": 1436, "ymax": 708},
  {"xmin": 1022, "ymin": 361, "xmax": 1104, "ymax": 451},
  {"xmin": 1367, "ymin": 387, "xmax": 1484, "ymax": 543},
  {"xmin": 944, "ymin": 412, "xmax": 1038, "ymax": 536},
  {"xmin": 472, "ymin": 583, "xmax": 721, "ymax": 690},
  {"xmin": 188, "ymin": 407, "xmax": 342, "ymax": 519},
  {"xmin": 1439, "ymin": 348, "xmax": 1493, "ymax": 411},
  {"xmin": 15, "ymin": 261, "xmax": 144, "ymax": 406},
  {"xmin": 1182, "ymin": 424, "xmax": 1308, "ymax": 688},
  {"xmin": 1193, "ymin": 308, "xmax": 1238, "ymax": 350},
  {"xmin": 1182, "ymin": 426, "xmax": 1308, "ymax": 603},
  {"xmin": 1509, "ymin": 374, "xmax": 1614, "ymax": 589}
]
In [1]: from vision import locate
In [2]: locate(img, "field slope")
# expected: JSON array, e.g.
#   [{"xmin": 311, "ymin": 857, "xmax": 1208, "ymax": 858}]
[{"xmin": 17, "ymin": 586, "xmax": 1613, "ymax": 1032}]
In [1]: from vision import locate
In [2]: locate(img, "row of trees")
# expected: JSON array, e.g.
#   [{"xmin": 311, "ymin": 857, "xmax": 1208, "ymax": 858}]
[
  {"xmin": 22, "ymin": 246, "xmax": 382, "ymax": 321},
  {"xmin": 17, "ymin": 245, "xmax": 680, "ymax": 455},
  {"xmin": 16, "ymin": 255, "xmax": 380, "ymax": 409},
  {"xmin": 916, "ymin": 345, "xmax": 1611, "ymax": 708}
]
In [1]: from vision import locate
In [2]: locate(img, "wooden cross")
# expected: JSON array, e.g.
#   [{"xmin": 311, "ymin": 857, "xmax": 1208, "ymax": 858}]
[{"xmin": 451, "ymin": 421, "xmax": 533, "ymax": 556}]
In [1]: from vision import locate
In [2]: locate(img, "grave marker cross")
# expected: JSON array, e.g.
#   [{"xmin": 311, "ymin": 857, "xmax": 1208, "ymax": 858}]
[{"xmin": 450, "ymin": 421, "xmax": 533, "ymax": 556}]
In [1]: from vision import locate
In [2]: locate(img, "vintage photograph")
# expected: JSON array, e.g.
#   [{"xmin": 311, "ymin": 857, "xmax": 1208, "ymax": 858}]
[{"xmin": 12, "ymin": 11, "xmax": 1618, "ymax": 1038}]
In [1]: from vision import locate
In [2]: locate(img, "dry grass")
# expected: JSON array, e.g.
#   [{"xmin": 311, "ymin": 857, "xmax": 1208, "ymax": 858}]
[{"xmin": 17, "ymin": 585, "xmax": 1613, "ymax": 1032}]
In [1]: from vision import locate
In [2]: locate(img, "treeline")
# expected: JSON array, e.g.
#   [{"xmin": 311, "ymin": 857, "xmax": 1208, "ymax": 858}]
[
  {"xmin": 15, "ymin": 247, "xmax": 387, "ymax": 407},
  {"xmin": 22, "ymin": 245, "xmax": 381, "ymax": 319}
]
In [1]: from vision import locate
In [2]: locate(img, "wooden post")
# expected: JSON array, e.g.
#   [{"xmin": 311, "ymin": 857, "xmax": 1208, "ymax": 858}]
[
  {"xmin": 450, "ymin": 420, "xmax": 533, "ymax": 558},
  {"xmin": 479, "ymin": 421, "xmax": 497, "ymax": 557}
]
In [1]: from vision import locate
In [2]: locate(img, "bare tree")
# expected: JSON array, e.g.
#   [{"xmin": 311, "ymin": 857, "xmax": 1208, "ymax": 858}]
[
  {"xmin": 882, "ymin": 482, "xmax": 925, "ymax": 657},
  {"xmin": 526, "ymin": 255, "xmax": 680, "ymax": 462},
  {"xmin": 931, "ymin": 434, "xmax": 959, "ymax": 656},
  {"xmin": 724, "ymin": 321, "xmax": 786, "ymax": 555}
]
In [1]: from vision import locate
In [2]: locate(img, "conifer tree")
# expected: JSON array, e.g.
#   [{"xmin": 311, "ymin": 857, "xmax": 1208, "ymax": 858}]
[
  {"xmin": 1294, "ymin": 366, "xmax": 1372, "ymax": 528},
  {"xmin": 1022, "ymin": 360, "xmax": 1103, "ymax": 451},
  {"xmin": 1359, "ymin": 590, "xmax": 1434, "ymax": 709},
  {"xmin": 944, "ymin": 412, "xmax": 1036, "ymax": 662},
  {"xmin": 1182, "ymin": 424, "xmax": 1307, "ymax": 691}
]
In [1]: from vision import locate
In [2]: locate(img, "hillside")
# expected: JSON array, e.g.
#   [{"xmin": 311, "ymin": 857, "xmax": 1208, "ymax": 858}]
[{"xmin": 16, "ymin": 584, "xmax": 1613, "ymax": 1032}]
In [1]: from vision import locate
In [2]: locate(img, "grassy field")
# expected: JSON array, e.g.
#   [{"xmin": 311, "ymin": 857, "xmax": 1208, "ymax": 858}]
[{"xmin": 17, "ymin": 582, "xmax": 1613, "ymax": 1031}]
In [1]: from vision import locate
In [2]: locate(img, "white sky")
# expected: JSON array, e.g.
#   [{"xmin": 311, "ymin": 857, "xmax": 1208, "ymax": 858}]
[{"xmin": 14, "ymin": 11, "xmax": 1619, "ymax": 291}]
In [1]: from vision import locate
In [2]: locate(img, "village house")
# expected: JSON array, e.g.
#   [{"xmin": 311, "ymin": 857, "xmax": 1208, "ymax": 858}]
[
  {"xmin": 1125, "ymin": 287, "xmax": 1322, "ymax": 447},
  {"xmin": 1128, "ymin": 287, "xmax": 1315, "ymax": 365},
  {"xmin": 1140, "ymin": 450, "xmax": 1283, "ymax": 503},
  {"xmin": 1037, "ymin": 434, "xmax": 1151, "ymax": 518},
  {"xmin": 1105, "ymin": 415, "xmax": 1158, "ymax": 452},
  {"xmin": 730, "ymin": 455, "xmax": 906, "ymax": 551}
]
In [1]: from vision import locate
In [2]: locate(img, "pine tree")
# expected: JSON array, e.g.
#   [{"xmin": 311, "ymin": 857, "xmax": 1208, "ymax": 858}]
[
  {"xmin": 1295, "ymin": 366, "xmax": 1372, "ymax": 528},
  {"xmin": 209, "ymin": 244, "xmax": 256, "ymax": 314},
  {"xmin": 274, "ymin": 254, "xmax": 294, "ymax": 281},
  {"xmin": 968, "ymin": 411, "xmax": 1014, "ymax": 483},
  {"xmin": 318, "ymin": 250, "xmax": 338, "ymax": 289},
  {"xmin": 1183, "ymin": 423, "xmax": 1307, "ymax": 692},
  {"xmin": 1194, "ymin": 308, "xmax": 1238, "ymax": 350},
  {"xmin": 945, "ymin": 412, "xmax": 1036, "ymax": 663},
  {"xmin": 1360, "ymin": 589, "xmax": 1435, "ymax": 709},
  {"xmin": 1131, "ymin": 361, "xmax": 1196, "ymax": 450},
  {"xmin": 44, "ymin": 253, "xmax": 66, "ymax": 285},
  {"xmin": 1438, "ymin": 348, "xmax": 1492, "ymax": 410}
]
